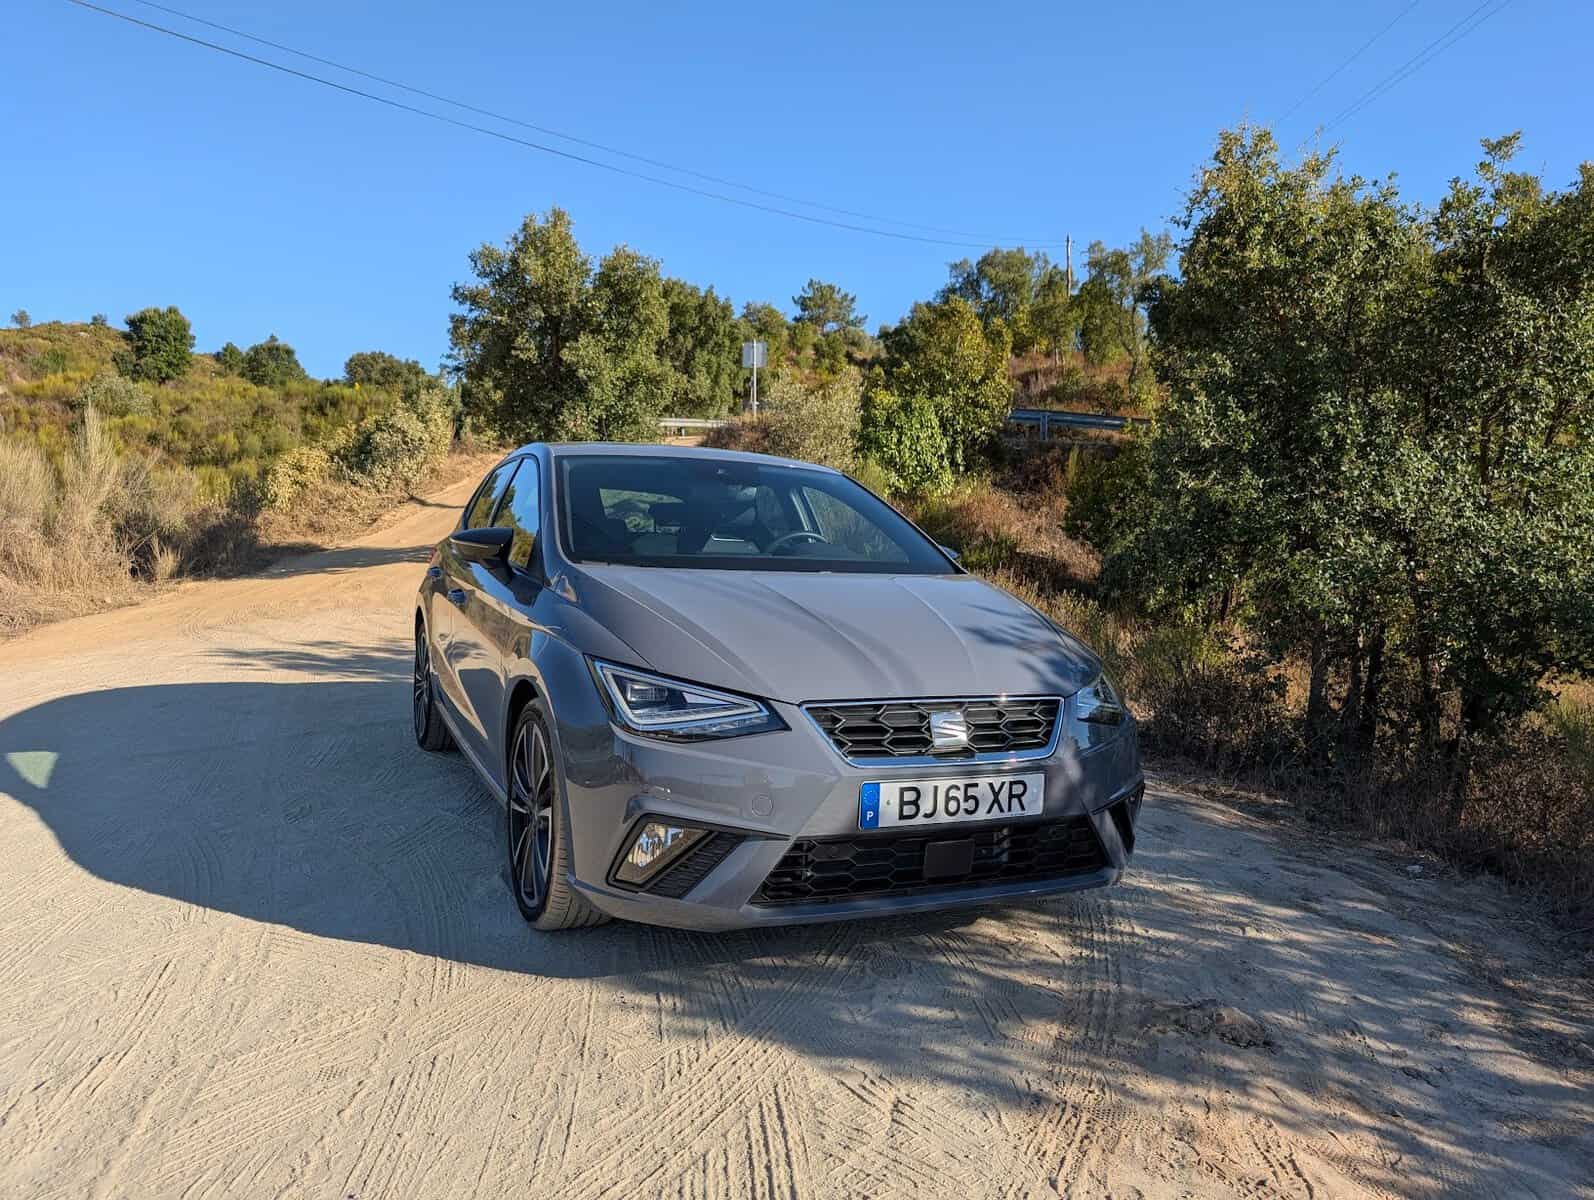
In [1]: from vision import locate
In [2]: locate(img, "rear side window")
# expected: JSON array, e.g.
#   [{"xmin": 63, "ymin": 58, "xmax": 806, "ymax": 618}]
[
  {"xmin": 463, "ymin": 460, "xmax": 517, "ymax": 529},
  {"xmin": 496, "ymin": 458, "xmax": 541, "ymax": 569}
]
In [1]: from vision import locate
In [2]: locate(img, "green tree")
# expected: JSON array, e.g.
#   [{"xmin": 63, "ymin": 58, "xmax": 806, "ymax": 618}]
[
  {"xmin": 560, "ymin": 245, "xmax": 670, "ymax": 441},
  {"xmin": 941, "ymin": 247, "xmax": 1060, "ymax": 353},
  {"xmin": 1113, "ymin": 126, "xmax": 1594, "ymax": 784},
  {"xmin": 241, "ymin": 335, "xmax": 308, "ymax": 388},
  {"xmin": 10, "ymin": 310, "xmax": 30, "ymax": 329},
  {"xmin": 793, "ymin": 279, "xmax": 864, "ymax": 335},
  {"xmin": 90, "ymin": 312, "xmax": 109, "ymax": 328},
  {"xmin": 449, "ymin": 208, "xmax": 590, "ymax": 442},
  {"xmin": 660, "ymin": 279, "xmax": 740, "ymax": 417},
  {"xmin": 344, "ymin": 350, "xmax": 427, "ymax": 391},
  {"xmin": 449, "ymin": 209, "xmax": 669, "ymax": 442},
  {"xmin": 877, "ymin": 296, "xmax": 1012, "ymax": 474},
  {"xmin": 122, "ymin": 306, "xmax": 195, "ymax": 383},
  {"xmin": 1076, "ymin": 230, "xmax": 1172, "ymax": 401},
  {"xmin": 738, "ymin": 301, "xmax": 790, "ymax": 365},
  {"xmin": 214, "ymin": 342, "xmax": 245, "ymax": 376}
]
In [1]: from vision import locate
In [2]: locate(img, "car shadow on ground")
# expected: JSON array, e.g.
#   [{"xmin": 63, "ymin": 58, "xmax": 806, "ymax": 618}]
[{"xmin": 2, "ymin": 643, "xmax": 1588, "ymax": 1195}]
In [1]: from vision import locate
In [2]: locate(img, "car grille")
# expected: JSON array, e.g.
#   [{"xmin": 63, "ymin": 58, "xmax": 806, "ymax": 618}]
[
  {"xmin": 750, "ymin": 816, "xmax": 1106, "ymax": 906},
  {"xmin": 806, "ymin": 697, "xmax": 1060, "ymax": 762}
]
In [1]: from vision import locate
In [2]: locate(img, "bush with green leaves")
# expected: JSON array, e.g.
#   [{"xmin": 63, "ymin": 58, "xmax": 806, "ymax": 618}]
[
  {"xmin": 335, "ymin": 381, "xmax": 459, "ymax": 494},
  {"xmin": 260, "ymin": 445, "xmax": 334, "ymax": 508},
  {"xmin": 241, "ymin": 335, "xmax": 308, "ymax": 388},
  {"xmin": 1110, "ymin": 126, "xmax": 1594, "ymax": 791},
  {"xmin": 73, "ymin": 370, "xmax": 153, "ymax": 417},
  {"xmin": 121, "ymin": 306, "xmax": 194, "ymax": 383},
  {"xmin": 857, "ymin": 386, "xmax": 952, "ymax": 495},
  {"xmin": 214, "ymin": 342, "xmax": 244, "ymax": 376},
  {"xmin": 757, "ymin": 370, "xmax": 862, "ymax": 470},
  {"xmin": 344, "ymin": 350, "xmax": 427, "ymax": 391}
]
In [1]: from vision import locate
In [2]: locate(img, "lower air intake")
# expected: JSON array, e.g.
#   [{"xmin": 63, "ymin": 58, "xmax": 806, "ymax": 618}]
[{"xmin": 750, "ymin": 816, "xmax": 1106, "ymax": 906}]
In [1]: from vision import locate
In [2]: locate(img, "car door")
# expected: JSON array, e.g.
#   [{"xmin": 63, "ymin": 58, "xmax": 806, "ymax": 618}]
[
  {"xmin": 447, "ymin": 457, "xmax": 546, "ymax": 784},
  {"xmin": 438, "ymin": 458, "xmax": 520, "ymax": 755}
]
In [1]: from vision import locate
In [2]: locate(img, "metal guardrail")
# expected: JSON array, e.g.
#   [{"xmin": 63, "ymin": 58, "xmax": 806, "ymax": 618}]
[
  {"xmin": 658, "ymin": 417, "xmax": 729, "ymax": 435},
  {"xmin": 656, "ymin": 410, "xmax": 1143, "ymax": 442},
  {"xmin": 1005, "ymin": 408, "xmax": 1150, "ymax": 439}
]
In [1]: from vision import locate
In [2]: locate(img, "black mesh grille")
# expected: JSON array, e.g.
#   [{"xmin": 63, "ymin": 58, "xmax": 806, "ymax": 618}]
[
  {"xmin": 807, "ymin": 698, "xmax": 1060, "ymax": 761},
  {"xmin": 750, "ymin": 816, "xmax": 1106, "ymax": 906},
  {"xmin": 644, "ymin": 832, "xmax": 742, "ymax": 899}
]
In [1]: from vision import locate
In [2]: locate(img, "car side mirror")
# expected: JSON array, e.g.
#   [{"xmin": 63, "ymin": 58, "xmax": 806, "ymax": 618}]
[
  {"xmin": 450, "ymin": 526, "xmax": 514, "ymax": 565},
  {"xmin": 938, "ymin": 543, "xmax": 961, "ymax": 563}
]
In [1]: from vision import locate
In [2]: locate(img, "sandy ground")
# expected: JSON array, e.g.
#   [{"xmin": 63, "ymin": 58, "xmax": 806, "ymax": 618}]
[{"xmin": 1, "ymin": 472, "xmax": 1592, "ymax": 1199}]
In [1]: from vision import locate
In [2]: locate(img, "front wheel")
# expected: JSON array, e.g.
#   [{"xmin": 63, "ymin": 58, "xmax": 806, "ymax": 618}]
[{"xmin": 506, "ymin": 702, "xmax": 609, "ymax": 930}]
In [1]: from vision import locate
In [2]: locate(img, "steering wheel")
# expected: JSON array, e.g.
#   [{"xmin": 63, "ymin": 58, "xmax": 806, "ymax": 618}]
[{"xmin": 765, "ymin": 530, "xmax": 831, "ymax": 556}]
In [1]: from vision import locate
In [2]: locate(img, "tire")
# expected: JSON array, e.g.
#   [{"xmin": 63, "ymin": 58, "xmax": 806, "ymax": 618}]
[
  {"xmin": 506, "ymin": 701, "xmax": 609, "ymax": 930},
  {"xmin": 413, "ymin": 618, "xmax": 455, "ymax": 752}
]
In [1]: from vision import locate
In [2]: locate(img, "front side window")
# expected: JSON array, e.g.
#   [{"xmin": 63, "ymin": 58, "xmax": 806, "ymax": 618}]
[
  {"xmin": 557, "ymin": 455, "xmax": 953, "ymax": 574},
  {"xmin": 463, "ymin": 459, "xmax": 518, "ymax": 530},
  {"xmin": 496, "ymin": 458, "xmax": 541, "ymax": 569}
]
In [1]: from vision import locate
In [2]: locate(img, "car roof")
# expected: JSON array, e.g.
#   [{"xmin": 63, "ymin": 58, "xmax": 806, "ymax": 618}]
[{"xmin": 517, "ymin": 442, "xmax": 842, "ymax": 474}]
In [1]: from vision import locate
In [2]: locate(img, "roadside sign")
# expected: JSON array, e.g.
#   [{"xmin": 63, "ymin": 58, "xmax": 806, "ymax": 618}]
[{"xmin": 741, "ymin": 341, "xmax": 767, "ymax": 369}]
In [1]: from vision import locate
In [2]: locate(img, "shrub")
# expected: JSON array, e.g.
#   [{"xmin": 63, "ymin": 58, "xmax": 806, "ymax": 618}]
[
  {"xmin": 757, "ymin": 370, "xmax": 861, "ymax": 470},
  {"xmin": 123, "ymin": 306, "xmax": 195, "ymax": 383},
  {"xmin": 28, "ymin": 347, "xmax": 70, "ymax": 378},
  {"xmin": 242, "ymin": 335, "xmax": 308, "ymax": 388},
  {"xmin": 1063, "ymin": 436, "xmax": 1148, "ymax": 553},
  {"xmin": 335, "ymin": 382, "xmax": 457, "ymax": 493},
  {"xmin": 214, "ymin": 342, "xmax": 245, "ymax": 376},
  {"xmin": 261, "ymin": 445, "xmax": 334, "ymax": 508},
  {"xmin": 344, "ymin": 350, "xmax": 426, "ymax": 391},
  {"xmin": 73, "ymin": 370, "xmax": 153, "ymax": 417},
  {"xmin": 857, "ymin": 386, "xmax": 951, "ymax": 495},
  {"xmin": 848, "ymin": 457, "xmax": 894, "ymax": 498}
]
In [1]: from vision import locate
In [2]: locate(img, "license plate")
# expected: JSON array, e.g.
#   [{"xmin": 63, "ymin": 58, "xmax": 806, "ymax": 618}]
[{"xmin": 858, "ymin": 772, "xmax": 1044, "ymax": 830}]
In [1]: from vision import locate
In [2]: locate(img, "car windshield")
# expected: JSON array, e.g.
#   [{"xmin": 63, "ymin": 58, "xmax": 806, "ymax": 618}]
[{"xmin": 556, "ymin": 454, "xmax": 954, "ymax": 574}]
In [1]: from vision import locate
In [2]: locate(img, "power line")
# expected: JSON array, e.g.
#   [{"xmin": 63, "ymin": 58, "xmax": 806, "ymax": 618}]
[
  {"xmin": 127, "ymin": 0, "xmax": 1060, "ymax": 246},
  {"xmin": 1322, "ymin": 0, "xmax": 1514, "ymax": 132},
  {"xmin": 66, "ymin": 0, "xmax": 1060, "ymax": 250},
  {"xmin": 1278, "ymin": 0, "xmax": 1422, "ymax": 124}
]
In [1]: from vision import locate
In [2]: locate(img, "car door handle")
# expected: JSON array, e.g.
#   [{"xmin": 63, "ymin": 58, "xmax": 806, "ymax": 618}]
[{"xmin": 447, "ymin": 588, "xmax": 468, "ymax": 607}]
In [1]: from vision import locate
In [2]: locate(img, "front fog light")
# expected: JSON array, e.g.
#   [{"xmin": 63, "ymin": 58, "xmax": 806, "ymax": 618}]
[{"xmin": 614, "ymin": 821, "xmax": 707, "ymax": 887}]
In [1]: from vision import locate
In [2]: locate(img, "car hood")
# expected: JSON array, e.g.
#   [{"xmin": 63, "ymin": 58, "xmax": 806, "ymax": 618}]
[{"xmin": 571, "ymin": 566, "xmax": 1102, "ymax": 704}]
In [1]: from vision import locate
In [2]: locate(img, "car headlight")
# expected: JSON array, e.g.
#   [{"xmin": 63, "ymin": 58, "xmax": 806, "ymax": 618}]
[
  {"xmin": 1066, "ymin": 673, "xmax": 1126, "ymax": 750},
  {"xmin": 590, "ymin": 660, "xmax": 786, "ymax": 741}
]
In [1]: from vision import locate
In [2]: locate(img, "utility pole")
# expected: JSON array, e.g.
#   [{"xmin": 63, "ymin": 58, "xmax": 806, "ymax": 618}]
[{"xmin": 1064, "ymin": 234, "xmax": 1073, "ymax": 296}]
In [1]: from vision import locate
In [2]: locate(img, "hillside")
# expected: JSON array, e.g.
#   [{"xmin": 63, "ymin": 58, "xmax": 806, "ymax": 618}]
[{"xmin": 0, "ymin": 321, "xmax": 403, "ymax": 496}]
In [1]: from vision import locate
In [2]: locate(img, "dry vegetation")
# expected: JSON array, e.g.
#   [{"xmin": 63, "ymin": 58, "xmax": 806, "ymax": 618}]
[{"xmin": 0, "ymin": 322, "xmax": 474, "ymax": 640}]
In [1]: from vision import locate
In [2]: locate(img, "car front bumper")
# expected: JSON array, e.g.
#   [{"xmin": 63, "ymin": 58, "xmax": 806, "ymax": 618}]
[{"xmin": 545, "ymin": 656, "xmax": 1144, "ymax": 930}]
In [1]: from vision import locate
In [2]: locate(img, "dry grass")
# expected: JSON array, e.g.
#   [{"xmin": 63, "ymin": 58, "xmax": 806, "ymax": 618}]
[{"xmin": 0, "ymin": 416, "xmax": 494, "ymax": 640}]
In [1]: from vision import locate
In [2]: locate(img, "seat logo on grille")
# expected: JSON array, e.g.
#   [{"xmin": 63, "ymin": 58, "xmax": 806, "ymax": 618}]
[{"xmin": 929, "ymin": 710, "xmax": 971, "ymax": 751}]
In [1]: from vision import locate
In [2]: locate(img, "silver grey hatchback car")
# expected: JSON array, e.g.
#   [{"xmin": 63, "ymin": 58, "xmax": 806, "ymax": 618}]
[{"xmin": 414, "ymin": 443, "xmax": 1143, "ymax": 931}]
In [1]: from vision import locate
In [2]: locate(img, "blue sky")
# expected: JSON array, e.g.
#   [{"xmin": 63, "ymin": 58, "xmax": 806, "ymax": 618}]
[{"xmin": 4, "ymin": 0, "xmax": 1584, "ymax": 378}]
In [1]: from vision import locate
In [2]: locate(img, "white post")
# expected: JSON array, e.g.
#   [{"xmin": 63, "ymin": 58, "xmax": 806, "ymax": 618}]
[{"xmin": 751, "ymin": 357, "xmax": 759, "ymax": 416}]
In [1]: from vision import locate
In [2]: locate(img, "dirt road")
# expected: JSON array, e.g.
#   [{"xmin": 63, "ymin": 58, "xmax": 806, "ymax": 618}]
[{"xmin": 2, "ymin": 472, "xmax": 1591, "ymax": 1199}]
